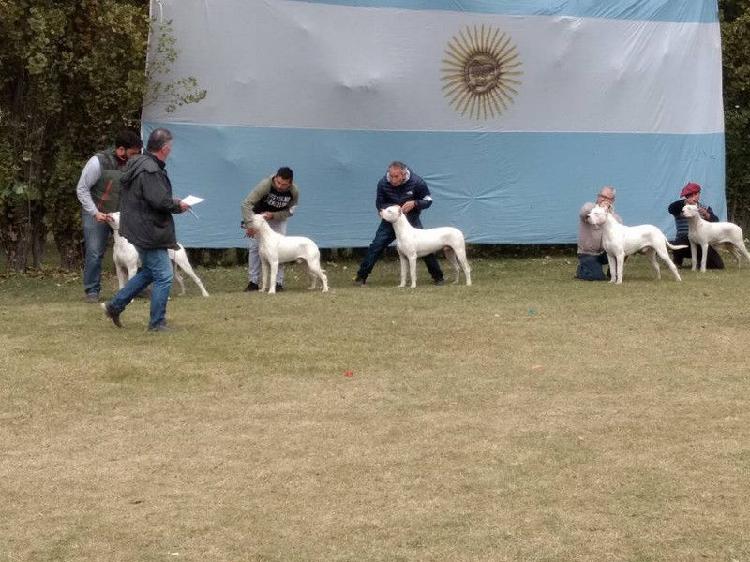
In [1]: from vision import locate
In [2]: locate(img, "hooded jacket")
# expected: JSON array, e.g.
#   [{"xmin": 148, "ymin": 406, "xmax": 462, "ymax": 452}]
[
  {"xmin": 375, "ymin": 169, "xmax": 433, "ymax": 225},
  {"xmin": 119, "ymin": 152, "xmax": 182, "ymax": 250}
]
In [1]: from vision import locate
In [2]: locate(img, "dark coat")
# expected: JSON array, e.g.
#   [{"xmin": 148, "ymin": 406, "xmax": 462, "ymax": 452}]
[
  {"xmin": 375, "ymin": 170, "xmax": 433, "ymax": 224},
  {"xmin": 119, "ymin": 153, "xmax": 182, "ymax": 250}
]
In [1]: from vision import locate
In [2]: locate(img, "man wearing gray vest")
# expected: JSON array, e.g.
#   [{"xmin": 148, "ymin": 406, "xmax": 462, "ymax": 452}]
[{"xmin": 76, "ymin": 129, "xmax": 142, "ymax": 303}]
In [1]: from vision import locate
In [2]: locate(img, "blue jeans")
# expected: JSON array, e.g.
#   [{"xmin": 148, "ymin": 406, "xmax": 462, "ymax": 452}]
[
  {"xmin": 108, "ymin": 248, "xmax": 174, "ymax": 329},
  {"xmin": 356, "ymin": 218, "xmax": 443, "ymax": 281},
  {"xmin": 82, "ymin": 211, "xmax": 112, "ymax": 295},
  {"xmin": 576, "ymin": 253, "xmax": 608, "ymax": 281}
]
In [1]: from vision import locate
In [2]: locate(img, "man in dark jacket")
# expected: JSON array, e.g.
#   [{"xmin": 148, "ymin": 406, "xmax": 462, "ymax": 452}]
[
  {"xmin": 102, "ymin": 128, "xmax": 189, "ymax": 331},
  {"xmin": 354, "ymin": 161, "xmax": 444, "ymax": 286}
]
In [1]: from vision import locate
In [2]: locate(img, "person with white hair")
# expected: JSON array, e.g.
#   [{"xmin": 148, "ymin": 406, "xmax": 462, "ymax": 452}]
[
  {"xmin": 576, "ymin": 186, "xmax": 621, "ymax": 281},
  {"xmin": 102, "ymin": 128, "xmax": 190, "ymax": 332},
  {"xmin": 353, "ymin": 161, "xmax": 445, "ymax": 287}
]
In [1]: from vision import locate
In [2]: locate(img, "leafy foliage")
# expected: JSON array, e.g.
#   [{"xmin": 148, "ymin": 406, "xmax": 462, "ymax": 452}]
[
  {"xmin": 0, "ymin": 0, "xmax": 205, "ymax": 271},
  {"xmin": 145, "ymin": 19, "xmax": 207, "ymax": 112},
  {"xmin": 721, "ymin": 0, "xmax": 750, "ymax": 224},
  {"xmin": 1, "ymin": 1, "xmax": 748, "ymax": 270}
]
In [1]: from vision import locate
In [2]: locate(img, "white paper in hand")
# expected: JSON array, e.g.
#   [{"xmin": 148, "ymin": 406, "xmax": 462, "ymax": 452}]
[{"xmin": 182, "ymin": 195, "xmax": 204, "ymax": 206}]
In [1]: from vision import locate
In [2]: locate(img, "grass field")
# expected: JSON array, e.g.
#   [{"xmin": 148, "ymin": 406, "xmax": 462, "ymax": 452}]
[{"xmin": 1, "ymin": 253, "xmax": 749, "ymax": 561}]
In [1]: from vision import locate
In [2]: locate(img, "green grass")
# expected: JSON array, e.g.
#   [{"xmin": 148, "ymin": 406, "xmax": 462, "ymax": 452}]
[{"xmin": 1, "ymin": 253, "xmax": 749, "ymax": 561}]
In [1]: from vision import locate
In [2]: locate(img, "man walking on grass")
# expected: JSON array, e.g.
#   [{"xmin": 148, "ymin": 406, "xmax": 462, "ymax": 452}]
[{"xmin": 102, "ymin": 128, "xmax": 189, "ymax": 332}]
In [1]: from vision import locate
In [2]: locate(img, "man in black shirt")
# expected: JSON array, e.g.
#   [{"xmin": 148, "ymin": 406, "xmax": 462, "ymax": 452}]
[{"xmin": 241, "ymin": 167, "xmax": 300, "ymax": 291}]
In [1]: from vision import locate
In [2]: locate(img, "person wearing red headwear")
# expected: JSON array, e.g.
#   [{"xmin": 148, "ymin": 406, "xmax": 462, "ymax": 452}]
[{"xmin": 667, "ymin": 182, "xmax": 724, "ymax": 269}]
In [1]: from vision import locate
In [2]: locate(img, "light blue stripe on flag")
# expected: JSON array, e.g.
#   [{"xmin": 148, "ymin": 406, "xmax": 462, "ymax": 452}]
[
  {"xmin": 150, "ymin": 122, "xmax": 725, "ymax": 248},
  {"xmin": 144, "ymin": 0, "xmax": 724, "ymax": 249},
  {"xmin": 288, "ymin": 0, "xmax": 718, "ymax": 23}
]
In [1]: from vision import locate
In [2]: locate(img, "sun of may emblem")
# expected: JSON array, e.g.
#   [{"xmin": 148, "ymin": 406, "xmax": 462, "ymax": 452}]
[{"xmin": 441, "ymin": 25, "xmax": 522, "ymax": 120}]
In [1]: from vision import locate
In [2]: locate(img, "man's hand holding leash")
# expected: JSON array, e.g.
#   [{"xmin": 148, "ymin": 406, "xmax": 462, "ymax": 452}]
[{"xmin": 400, "ymin": 200, "xmax": 416, "ymax": 213}]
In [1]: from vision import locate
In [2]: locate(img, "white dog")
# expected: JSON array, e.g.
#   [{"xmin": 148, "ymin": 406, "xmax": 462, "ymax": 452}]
[
  {"xmin": 681, "ymin": 204, "xmax": 750, "ymax": 272},
  {"xmin": 379, "ymin": 205, "xmax": 471, "ymax": 288},
  {"xmin": 248, "ymin": 213, "xmax": 328, "ymax": 294},
  {"xmin": 107, "ymin": 212, "xmax": 209, "ymax": 297},
  {"xmin": 586, "ymin": 205, "xmax": 686, "ymax": 284}
]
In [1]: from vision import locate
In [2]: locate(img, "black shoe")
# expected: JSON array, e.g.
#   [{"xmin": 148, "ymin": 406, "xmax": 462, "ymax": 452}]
[
  {"xmin": 245, "ymin": 281, "xmax": 259, "ymax": 292},
  {"xmin": 433, "ymin": 278, "xmax": 445, "ymax": 286},
  {"xmin": 84, "ymin": 292, "xmax": 100, "ymax": 304},
  {"xmin": 275, "ymin": 284, "xmax": 284, "ymax": 292},
  {"xmin": 101, "ymin": 302, "xmax": 123, "ymax": 328},
  {"xmin": 353, "ymin": 276, "xmax": 367, "ymax": 286}
]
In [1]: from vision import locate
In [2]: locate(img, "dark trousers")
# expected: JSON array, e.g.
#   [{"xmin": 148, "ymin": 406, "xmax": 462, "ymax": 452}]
[
  {"xmin": 356, "ymin": 218, "xmax": 443, "ymax": 281},
  {"xmin": 671, "ymin": 239, "xmax": 724, "ymax": 269},
  {"xmin": 576, "ymin": 253, "xmax": 608, "ymax": 281}
]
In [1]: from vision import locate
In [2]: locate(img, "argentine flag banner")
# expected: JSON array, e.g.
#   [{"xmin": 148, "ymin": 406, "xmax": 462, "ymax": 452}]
[{"xmin": 143, "ymin": 0, "xmax": 724, "ymax": 247}]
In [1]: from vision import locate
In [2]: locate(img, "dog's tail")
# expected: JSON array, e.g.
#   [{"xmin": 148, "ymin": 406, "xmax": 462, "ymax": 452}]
[{"xmin": 666, "ymin": 242, "xmax": 688, "ymax": 250}]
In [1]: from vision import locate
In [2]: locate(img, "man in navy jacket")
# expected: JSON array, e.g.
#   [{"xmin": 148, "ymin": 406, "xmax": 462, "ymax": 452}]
[{"xmin": 354, "ymin": 161, "xmax": 444, "ymax": 286}]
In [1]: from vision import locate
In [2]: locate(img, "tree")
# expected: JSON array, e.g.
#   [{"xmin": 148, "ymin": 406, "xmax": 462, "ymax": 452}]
[
  {"xmin": 720, "ymin": 0, "xmax": 750, "ymax": 225},
  {"xmin": 0, "ymin": 0, "xmax": 205, "ymax": 271}
]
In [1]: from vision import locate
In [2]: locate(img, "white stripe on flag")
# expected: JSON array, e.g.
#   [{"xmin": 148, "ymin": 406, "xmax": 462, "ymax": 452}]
[{"xmin": 145, "ymin": 0, "xmax": 723, "ymax": 134}]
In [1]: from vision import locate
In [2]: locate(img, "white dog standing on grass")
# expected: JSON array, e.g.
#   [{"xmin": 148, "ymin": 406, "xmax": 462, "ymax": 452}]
[
  {"xmin": 379, "ymin": 205, "xmax": 471, "ymax": 288},
  {"xmin": 586, "ymin": 205, "xmax": 686, "ymax": 284},
  {"xmin": 107, "ymin": 212, "xmax": 209, "ymax": 297},
  {"xmin": 247, "ymin": 213, "xmax": 328, "ymax": 294},
  {"xmin": 681, "ymin": 204, "xmax": 750, "ymax": 272}
]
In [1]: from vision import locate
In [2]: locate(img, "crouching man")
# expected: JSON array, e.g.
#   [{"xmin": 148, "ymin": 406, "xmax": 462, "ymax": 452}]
[{"xmin": 576, "ymin": 186, "xmax": 620, "ymax": 281}]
